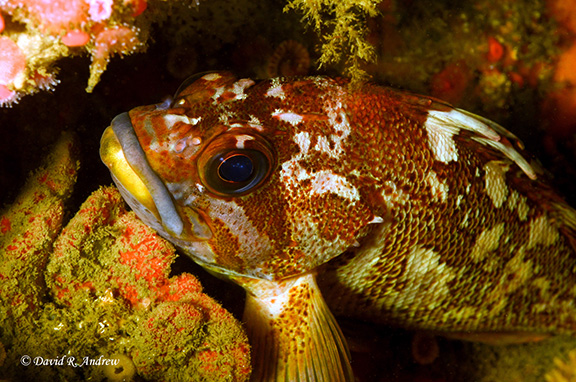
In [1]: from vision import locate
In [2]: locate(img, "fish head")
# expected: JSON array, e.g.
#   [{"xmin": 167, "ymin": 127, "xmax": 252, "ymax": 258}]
[{"xmin": 100, "ymin": 72, "xmax": 376, "ymax": 281}]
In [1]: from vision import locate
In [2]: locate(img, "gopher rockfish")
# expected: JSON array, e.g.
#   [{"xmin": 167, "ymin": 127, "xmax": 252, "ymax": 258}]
[{"xmin": 100, "ymin": 72, "xmax": 576, "ymax": 381}]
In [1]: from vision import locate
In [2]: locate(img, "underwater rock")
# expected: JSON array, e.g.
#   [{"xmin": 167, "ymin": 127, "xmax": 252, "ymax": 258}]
[
  {"xmin": 0, "ymin": 134, "xmax": 251, "ymax": 381},
  {"xmin": 0, "ymin": 132, "xmax": 79, "ymax": 320}
]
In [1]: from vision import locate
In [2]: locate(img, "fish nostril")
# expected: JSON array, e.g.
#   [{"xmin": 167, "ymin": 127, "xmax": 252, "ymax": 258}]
[{"xmin": 156, "ymin": 97, "xmax": 173, "ymax": 110}]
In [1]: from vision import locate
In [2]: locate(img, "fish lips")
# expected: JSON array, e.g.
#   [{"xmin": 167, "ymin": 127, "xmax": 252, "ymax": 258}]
[{"xmin": 100, "ymin": 112, "xmax": 212, "ymax": 241}]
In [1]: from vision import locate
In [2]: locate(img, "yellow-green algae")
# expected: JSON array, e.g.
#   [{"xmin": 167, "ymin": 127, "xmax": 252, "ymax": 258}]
[
  {"xmin": 546, "ymin": 348, "xmax": 576, "ymax": 382},
  {"xmin": 284, "ymin": 0, "xmax": 379, "ymax": 83},
  {"xmin": 280, "ymin": 0, "xmax": 560, "ymax": 113},
  {"xmin": 0, "ymin": 135, "xmax": 250, "ymax": 381},
  {"xmin": 0, "ymin": 0, "xmax": 563, "ymax": 109},
  {"xmin": 0, "ymin": 132, "xmax": 79, "ymax": 322}
]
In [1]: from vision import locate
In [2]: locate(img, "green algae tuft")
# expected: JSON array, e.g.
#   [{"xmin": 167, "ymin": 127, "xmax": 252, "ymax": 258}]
[{"xmin": 284, "ymin": 0, "xmax": 379, "ymax": 84}]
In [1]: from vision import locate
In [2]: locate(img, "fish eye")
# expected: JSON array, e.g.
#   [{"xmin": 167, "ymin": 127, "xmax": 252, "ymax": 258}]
[
  {"xmin": 218, "ymin": 154, "xmax": 254, "ymax": 183},
  {"xmin": 197, "ymin": 132, "xmax": 274, "ymax": 196},
  {"xmin": 204, "ymin": 149, "xmax": 270, "ymax": 195}
]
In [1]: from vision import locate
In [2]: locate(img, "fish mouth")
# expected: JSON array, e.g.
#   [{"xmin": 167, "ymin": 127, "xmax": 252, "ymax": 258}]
[{"xmin": 100, "ymin": 112, "xmax": 212, "ymax": 241}]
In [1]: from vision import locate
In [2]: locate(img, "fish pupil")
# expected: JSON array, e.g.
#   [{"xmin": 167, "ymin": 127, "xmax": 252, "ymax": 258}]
[{"xmin": 218, "ymin": 154, "xmax": 254, "ymax": 183}]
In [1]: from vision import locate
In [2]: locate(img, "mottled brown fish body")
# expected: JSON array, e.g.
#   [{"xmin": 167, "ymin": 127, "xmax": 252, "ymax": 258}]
[
  {"xmin": 313, "ymin": 84, "xmax": 576, "ymax": 336},
  {"xmin": 101, "ymin": 72, "xmax": 576, "ymax": 381}
]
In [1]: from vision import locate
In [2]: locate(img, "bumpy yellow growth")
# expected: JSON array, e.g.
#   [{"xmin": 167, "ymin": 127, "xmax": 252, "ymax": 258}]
[
  {"xmin": 545, "ymin": 349, "xmax": 576, "ymax": 382},
  {"xmin": 284, "ymin": 0, "xmax": 379, "ymax": 83}
]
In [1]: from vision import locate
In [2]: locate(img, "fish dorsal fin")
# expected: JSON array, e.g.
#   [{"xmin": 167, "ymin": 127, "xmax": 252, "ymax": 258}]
[
  {"xmin": 242, "ymin": 273, "xmax": 353, "ymax": 382},
  {"xmin": 424, "ymin": 106, "xmax": 538, "ymax": 180}
]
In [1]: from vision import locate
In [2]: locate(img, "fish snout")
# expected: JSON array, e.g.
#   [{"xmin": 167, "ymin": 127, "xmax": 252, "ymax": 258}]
[{"xmin": 100, "ymin": 112, "xmax": 212, "ymax": 241}]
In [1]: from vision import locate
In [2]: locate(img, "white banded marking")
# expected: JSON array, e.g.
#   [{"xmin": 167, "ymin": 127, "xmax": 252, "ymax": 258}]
[
  {"xmin": 528, "ymin": 215, "xmax": 559, "ymax": 249},
  {"xmin": 483, "ymin": 160, "xmax": 510, "ymax": 208},
  {"xmin": 321, "ymin": 99, "xmax": 351, "ymax": 159},
  {"xmin": 380, "ymin": 180, "xmax": 410, "ymax": 208},
  {"xmin": 272, "ymin": 109, "xmax": 304, "ymax": 126},
  {"xmin": 283, "ymin": 129, "xmax": 359, "ymax": 201},
  {"xmin": 294, "ymin": 131, "xmax": 311, "ymax": 155},
  {"xmin": 398, "ymin": 246, "xmax": 457, "ymax": 310},
  {"xmin": 426, "ymin": 170, "xmax": 449, "ymax": 203},
  {"xmin": 212, "ymin": 78, "xmax": 255, "ymax": 103},
  {"xmin": 235, "ymin": 135, "xmax": 254, "ymax": 149},
  {"xmin": 230, "ymin": 78, "xmax": 255, "ymax": 100},
  {"xmin": 425, "ymin": 109, "xmax": 499, "ymax": 163},
  {"xmin": 203, "ymin": 73, "xmax": 221, "ymax": 81},
  {"xmin": 266, "ymin": 79, "xmax": 286, "ymax": 99},
  {"xmin": 163, "ymin": 113, "xmax": 191, "ymax": 128},
  {"xmin": 280, "ymin": 160, "xmax": 359, "ymax": 201},
  {"xmin": 208, "ymin": 198, "xmax": 274, "ymax": 278},
  {"xmin": 248, "ymin": 115, "xmax": 263, "ymax": 130},
  {"xmin": 470, "ymin": 223, "xmax": 504, "ymax": 262},
  {"xmin": 309, "ymin": 170, "xmax": 360, "ymax": 200}
]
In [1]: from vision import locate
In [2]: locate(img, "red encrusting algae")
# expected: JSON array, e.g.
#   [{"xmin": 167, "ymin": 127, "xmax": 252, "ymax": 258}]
[
  {"xmin": 0, "ymin": 135, "xmax": 251, "ymax": 381},
  {"xmin": 46, "ymin": 186, "xmax": 251, "ymax": 381},
  {"xmin": 542, "ymin": 0, "xmax": 576, "ymax": 138},
  {"xmin": 0, "ymin": 133, "xmax": 79, "ymax": 318},
  {"xmin": 429, "ymin": 61, "xmax": 472, "ymax": 105},
  {"xmin": 486, "ymin": 36, "xmax": 505, "ymax": 63}
]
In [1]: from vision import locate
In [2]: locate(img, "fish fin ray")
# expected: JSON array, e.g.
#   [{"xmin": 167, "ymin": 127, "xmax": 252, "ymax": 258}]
[
  {"xmin": 243, "ymin": 273, "xmax": 354, "ymax": 382},
  {"xmin": 395, "ymin": 88, "xmax": 538, "ymax": 180},
  {"xmin": 425, "ymin": 107, "xmax": 537, "ymax": 180}
]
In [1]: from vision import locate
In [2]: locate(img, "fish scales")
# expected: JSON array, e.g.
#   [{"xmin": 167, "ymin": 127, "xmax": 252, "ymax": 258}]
[
  {"xmin": 100, "ymin": 71, "xmax": 576, "ymax": 382},
  {"xmin": 319, "ymin": 86, "xmax": 576, "ymax": 333}
]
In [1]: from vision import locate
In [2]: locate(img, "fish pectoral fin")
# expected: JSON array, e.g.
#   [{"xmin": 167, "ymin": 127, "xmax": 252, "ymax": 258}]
[{"xmin": 243, "ymin": 273, "xmax": 354, "ymax": 382}]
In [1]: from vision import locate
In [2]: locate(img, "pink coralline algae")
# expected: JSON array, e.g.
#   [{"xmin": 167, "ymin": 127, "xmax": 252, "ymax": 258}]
[
  {"xmin": 88, "ymin": 25, "xmax": 141, "ymax": 92},
  {"xmin": 88, "ymin": 0, "xmax": 114, "ymax": 22},
  {"xmin": 0, "ymin": 0, "xmax": 146, "ymax": 105},
  {"xmin": 0, "ymin": 134, "xmax": 251, "ymax": 381},
  {"xmin": 13, "ymin": 0, "xmax": 86, "ymax": 33},
  {"xmin": 61, "ymin": 29, "xmax": 91, "ymax": 47},
  {"xmin": 0, "ymin": 36, "xmax": 26, "ymax": 106}
]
